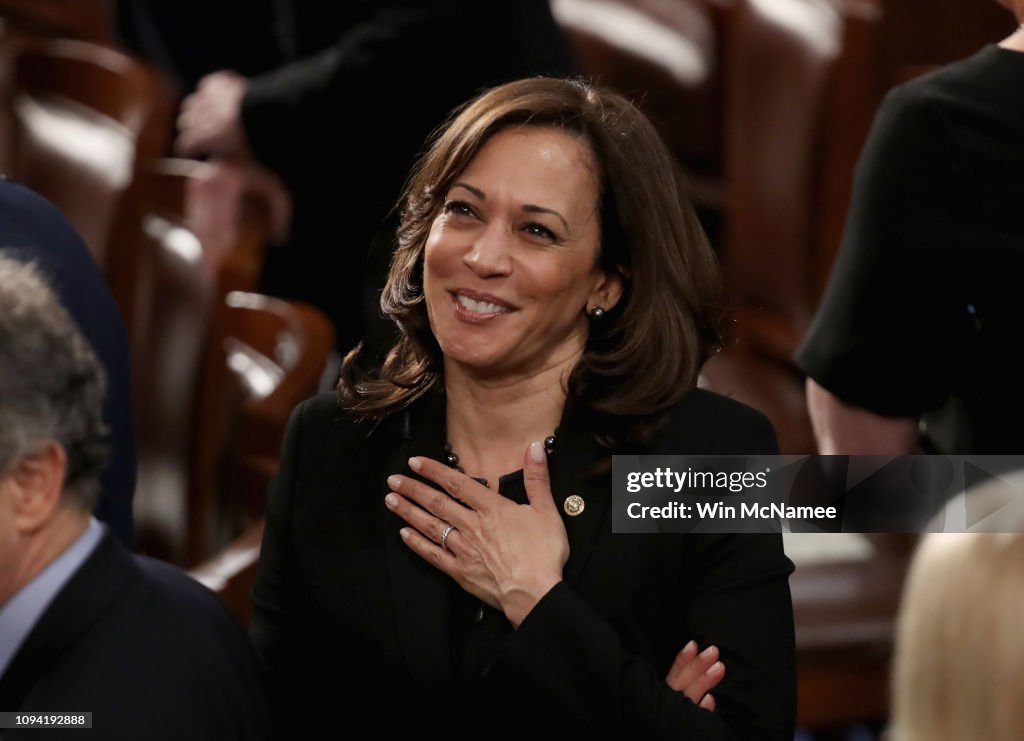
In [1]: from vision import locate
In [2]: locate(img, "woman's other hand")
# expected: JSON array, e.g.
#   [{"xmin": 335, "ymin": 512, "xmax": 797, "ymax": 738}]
[
  {"xmin": 666, "ymin": 641, "xmax": 725, "ymax": 711},
  {"xmin": 385, "ymin": 441, "xmax": 568, "ymax": 627}
]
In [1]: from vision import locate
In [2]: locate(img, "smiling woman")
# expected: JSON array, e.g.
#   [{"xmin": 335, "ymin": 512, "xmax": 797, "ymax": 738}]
[
  {"xmin": 251, "ymin": 77, "xmax": 796, "ymax": 740},
  {"xmin": 423, "ymin": 126, "xmax": 619, "ymax": 386}
]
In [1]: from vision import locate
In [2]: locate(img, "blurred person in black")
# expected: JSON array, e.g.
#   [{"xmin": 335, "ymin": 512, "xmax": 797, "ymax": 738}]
[
  {"xmin": 121, "ymin": 1, "xmax": 575, "ymax": 354},
  {"xmin": 0, "ymin": 256, "xmax": 270, "ymax": 740},
  {"xmin": 796, "ymin": 0, "xmax": 1024, "ymax": 455}
]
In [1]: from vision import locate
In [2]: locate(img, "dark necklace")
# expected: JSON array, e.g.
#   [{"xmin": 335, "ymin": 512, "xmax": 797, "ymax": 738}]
[{"xmin": 443, "ymin": 433, "xmax": 557, "ymax": 485}]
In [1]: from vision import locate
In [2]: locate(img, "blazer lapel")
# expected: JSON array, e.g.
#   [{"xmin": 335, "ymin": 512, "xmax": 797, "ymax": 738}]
[
  {"xmin": 0, "ymin": 532, "xmax": 134, "ymax": 707},
  {"xmin": 381, "ymin": 390, "xmax": 455, "ymax": 689},
  {"xmin": 380, "ymin": 391, "xmax": 617, "ymax": 681},
  {"xmin": 548, "ymin": 411, "xmax": 613, "ymax": 588}
]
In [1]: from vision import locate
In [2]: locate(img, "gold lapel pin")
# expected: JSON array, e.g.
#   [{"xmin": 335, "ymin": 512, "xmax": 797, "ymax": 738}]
[{"xmin": 563, "ymin": 494, "xmax": 585, "ymax": 517}]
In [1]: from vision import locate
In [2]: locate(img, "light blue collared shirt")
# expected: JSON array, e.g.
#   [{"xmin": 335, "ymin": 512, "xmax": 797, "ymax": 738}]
[{"xmin": 0, "ymin": 517, "xmax": 104, "ymax": 679}]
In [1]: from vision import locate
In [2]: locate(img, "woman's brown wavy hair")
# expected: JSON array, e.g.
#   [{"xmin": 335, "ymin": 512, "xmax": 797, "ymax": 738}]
[{"xmin": 339, "ymin": 77, "xmax": 722, "ymax": 447}]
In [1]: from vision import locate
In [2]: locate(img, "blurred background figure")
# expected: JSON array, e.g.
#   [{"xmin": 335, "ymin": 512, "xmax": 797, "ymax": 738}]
[
  {"xmin": 889, "ymin": 533, "xmax": 1024, "ymax": 741},
  {"xmin": 0, "ymin": 179, "xmax": 135, "ymax": 546},
  {"xmin": 0, "ymin": 256, "xmax": 270, "ymax": 738},
  {"xmin": 797, "ymin": 0, "xmax": 1024, "ymax": 455},
  {"xmin": 120, "ymin": 0, "xmax": 575, "ymax": 355},
  {"xmin": 112, "ymin": 0, "xmax": 281, "ymax": 93}
]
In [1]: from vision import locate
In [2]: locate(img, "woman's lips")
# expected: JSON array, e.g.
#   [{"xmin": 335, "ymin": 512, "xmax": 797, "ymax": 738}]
[{"xmin": 451, "ymin": 291, "xmax": 515, "ymax": 321}]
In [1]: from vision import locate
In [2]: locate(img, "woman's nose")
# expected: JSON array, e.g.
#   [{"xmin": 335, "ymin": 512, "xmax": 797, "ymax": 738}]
[{"xmin": 462, "ymin": 223, "xmax": 512, "ymax": 277}]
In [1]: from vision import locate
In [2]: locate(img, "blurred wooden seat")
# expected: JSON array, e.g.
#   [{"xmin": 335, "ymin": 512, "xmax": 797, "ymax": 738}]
[
  {"xmin": 552, "ymin": 0, "xmax": 727, "ymax": 236},
  {"xmin": 190, "ymin": 519, "xmax": 266, "ymax": 627},
  {"xmin": 791, "ymin": 535, "xmax": 914, "ymax": 729},
  {"xmin": 109, "ymin": 158, "xmax": 268, "ymax": 333},
  {"xmin": 188, "ymin": 296, "xmax": 334, "ymax": 620},
  {"xmin": 187, "ymin": 291, "xmax": 335, "ymax": 618},
  {"xmin": 193, "ymin": 290, "xmax": 334, "ymax": 559},
  {"xmin": 3, "ymin": 37, "xmax": 172, "ymax": 266},
  {"xmin": 701, "ymin": 0, "xmax": 880, "ymax": 453},
  {"xmin": 125, "ymin": 159, "xmax": 313, "ymax": 564},
  {"xmin": 874, "ymin": 0, "xmax": 1014, "ymax": 95},
  {"xmin": 129, "ymin": 164, "xmax": 222, "ymax": 565},
  {"xmin": 0, "ymin": 19, "xmax": 35, "ymax": 171},
  {"xmin": 0, "ymin": 0, "xmax": 113, "ymax": 41}
]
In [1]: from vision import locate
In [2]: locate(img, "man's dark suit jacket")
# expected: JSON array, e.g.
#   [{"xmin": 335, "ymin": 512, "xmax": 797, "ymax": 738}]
[
  {"xmin": 0, "ymin": 531, "xmax": 270, "ymax": 740},
  {"xmin": 251, "ymin": 388, "xmax": 796, "ymax": 739}
]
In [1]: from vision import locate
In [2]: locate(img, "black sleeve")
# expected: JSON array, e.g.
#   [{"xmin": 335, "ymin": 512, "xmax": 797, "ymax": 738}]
[
  {"xmin": 239, "ymin": 0, "xmax": 572, "ymax": 214},
  {"xmin": 486, "ymin": 404, "xmax": 795, "ymax": 740},
  {"xmin": 112, "ymin": 0, "xmax": 281, "ymax": 92},
  {"xmin": 239, "ymin": 1, "xmax": 468, "ymax": 194},
  {"xmin": 796, "ymin": 81, "xmax": 972, "ymax": 416}
]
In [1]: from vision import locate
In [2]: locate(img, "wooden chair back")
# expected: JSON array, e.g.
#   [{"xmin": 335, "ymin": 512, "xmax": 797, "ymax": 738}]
[{"xmin": 4, "ymin": 38, "xmax": 171, "ymax": 265}]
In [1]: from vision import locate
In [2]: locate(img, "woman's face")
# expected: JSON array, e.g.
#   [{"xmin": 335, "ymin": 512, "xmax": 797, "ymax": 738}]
[{"xmin": 423, "ymin": 126, "xmax": 622, "ymax": 378}]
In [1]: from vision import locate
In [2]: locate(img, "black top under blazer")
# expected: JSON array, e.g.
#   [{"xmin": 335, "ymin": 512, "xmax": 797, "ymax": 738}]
[{"xmin": 251, "ymin": 388, "xmax": 796, "ymax": 739}]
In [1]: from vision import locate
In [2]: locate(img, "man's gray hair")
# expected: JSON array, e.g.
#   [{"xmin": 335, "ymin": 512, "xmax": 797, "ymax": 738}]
[{"xmin": 0, "ymin": 255, "xmax": 108, "ymax": 510}]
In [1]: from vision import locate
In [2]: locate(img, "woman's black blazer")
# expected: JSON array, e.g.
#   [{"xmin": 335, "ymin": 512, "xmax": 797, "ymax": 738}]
[{"xmin": 251, "ymin": 388, "xmax": 795, "ymax": 739}]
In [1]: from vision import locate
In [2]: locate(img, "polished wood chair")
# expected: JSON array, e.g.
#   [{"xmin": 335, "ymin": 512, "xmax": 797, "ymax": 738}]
[
  {"xmin": 700, "ymin": 0, "xmax": 881, "ymax": 454},
  {"xmin": 124, "ymin": 159, "xmax": 274, "ymax": 565},
  {"xmin": 186, "ymin": 289, "xmax": 335, "ymax": 621},
  {"xmin": 128, "ymin": 164, "xmax": 221, "ymax": 565},
  {"xmin": 874, "ymin": 0, "xmax": 1015, "ymax": 95},
  {"xmin": 552, "ymin": 0, "xmax": 728, "ymax": 238},
  {"xmin": 189, "ymin": 519, "xmax": 266, "ymax": 627},
  {"xmin": 107, "ymin": 157, "xmax": 268, "ymax": 334},
  {"xmin": 0, "ymin": 19, "xmax": 34, "ymax": 171},
  {"xmin": 790, "ymin": 534, "xmax": 916, "ymax": 731},
  {"xmin": 192, "ymin": 290, "xmax": 334, "ymax": 559},
  {"xmin": 3, "ymin": 37, "xmax": 172, "ymax": 267},
  {"xmin": 188, "ymin": 293, "xmax": 335, "ymax": 621},
  {"xmin": 0, "ymin": 0, "xmax": 113, "ymax": 42}
]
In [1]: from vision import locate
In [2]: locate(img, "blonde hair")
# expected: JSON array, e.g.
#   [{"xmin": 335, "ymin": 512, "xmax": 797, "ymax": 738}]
[{"xmin": 890, "ymin": 533, "xmax": 1024, "ymax": 740}]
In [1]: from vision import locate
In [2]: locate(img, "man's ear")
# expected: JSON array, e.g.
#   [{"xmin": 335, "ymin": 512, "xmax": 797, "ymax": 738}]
[
  {"xmin": 590, "ymin": 266, "xmax": 626, "ymax": 313},
  {"xmin": 7, "ymin": 441, "xmax": 67, "ymax": 534}
]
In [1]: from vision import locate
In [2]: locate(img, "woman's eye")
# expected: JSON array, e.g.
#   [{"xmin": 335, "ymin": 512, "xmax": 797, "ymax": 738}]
[
  {"xmin": 443, "ymin": 200, "xmax": 476, "ymax": 218},
  {"xmin": 524, "ymin": 222, "xmax": 558, "ymax": 241}
]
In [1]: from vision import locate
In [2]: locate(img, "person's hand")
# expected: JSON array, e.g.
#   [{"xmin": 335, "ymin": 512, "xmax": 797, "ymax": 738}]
[
  {"xmin": 175, "ymin": 71, "xmax": 251, "ymax": 159},
  {"xmin": 666, "ymin": 640, "xmax": 725, "ymax": 711},
  {"xmin": 385, "ymin": 441, "xmax": 568, "ymax": 627}
]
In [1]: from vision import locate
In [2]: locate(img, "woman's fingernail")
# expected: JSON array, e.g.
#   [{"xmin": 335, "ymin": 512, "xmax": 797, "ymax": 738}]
[
  {"xmin": 529, "ymin": 441, "xmax": 545, "ymax": 463},
  {"xmin": 399, "ymin": 528, "xmax": 410, "ymax": 541},
  {"xmin": 408, "ymin": 457, "xmax": 422, "ymax": 471},
  {"xmin": 385, "ymin": 493, "xmax": 398, "ymax": 508},
  {"xmin": 707, "ymin": 661, "xmax": 723, "ymax": 675},
  {"xmin": 700, "ymin": 645, "xmax": 717, "ymax": 659},
  {"xmin": 387, "ymin": 475, "xmax": 402, "ymax": 490},
  {"xmin": 683, "ymin": 640, "xmax": 696, "ymax": 654}
]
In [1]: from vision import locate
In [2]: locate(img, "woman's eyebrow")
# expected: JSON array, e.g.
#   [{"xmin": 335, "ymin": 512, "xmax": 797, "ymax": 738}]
[
  {"xmin": 452, "ymin": 181, "xmax": 569, "ymax": 232},
  {"xmin": 452, "ymin": 182, "xmax": 485, "ymax": 199},
  {"xmin": 523, "ymin": 204, "xmax": 569, "ymax": 232}
]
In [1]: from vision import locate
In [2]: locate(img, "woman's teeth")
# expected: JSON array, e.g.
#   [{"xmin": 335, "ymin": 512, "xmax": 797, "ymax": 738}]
[{"xmin": 457, "ymin": 294, "xmax": 511, "ymax": 314}]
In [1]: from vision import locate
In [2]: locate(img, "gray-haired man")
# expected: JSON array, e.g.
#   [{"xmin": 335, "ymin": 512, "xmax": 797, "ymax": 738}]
[{"xmin": 0, "ymin": 257, "xmax": 270, "ymax": 739}]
